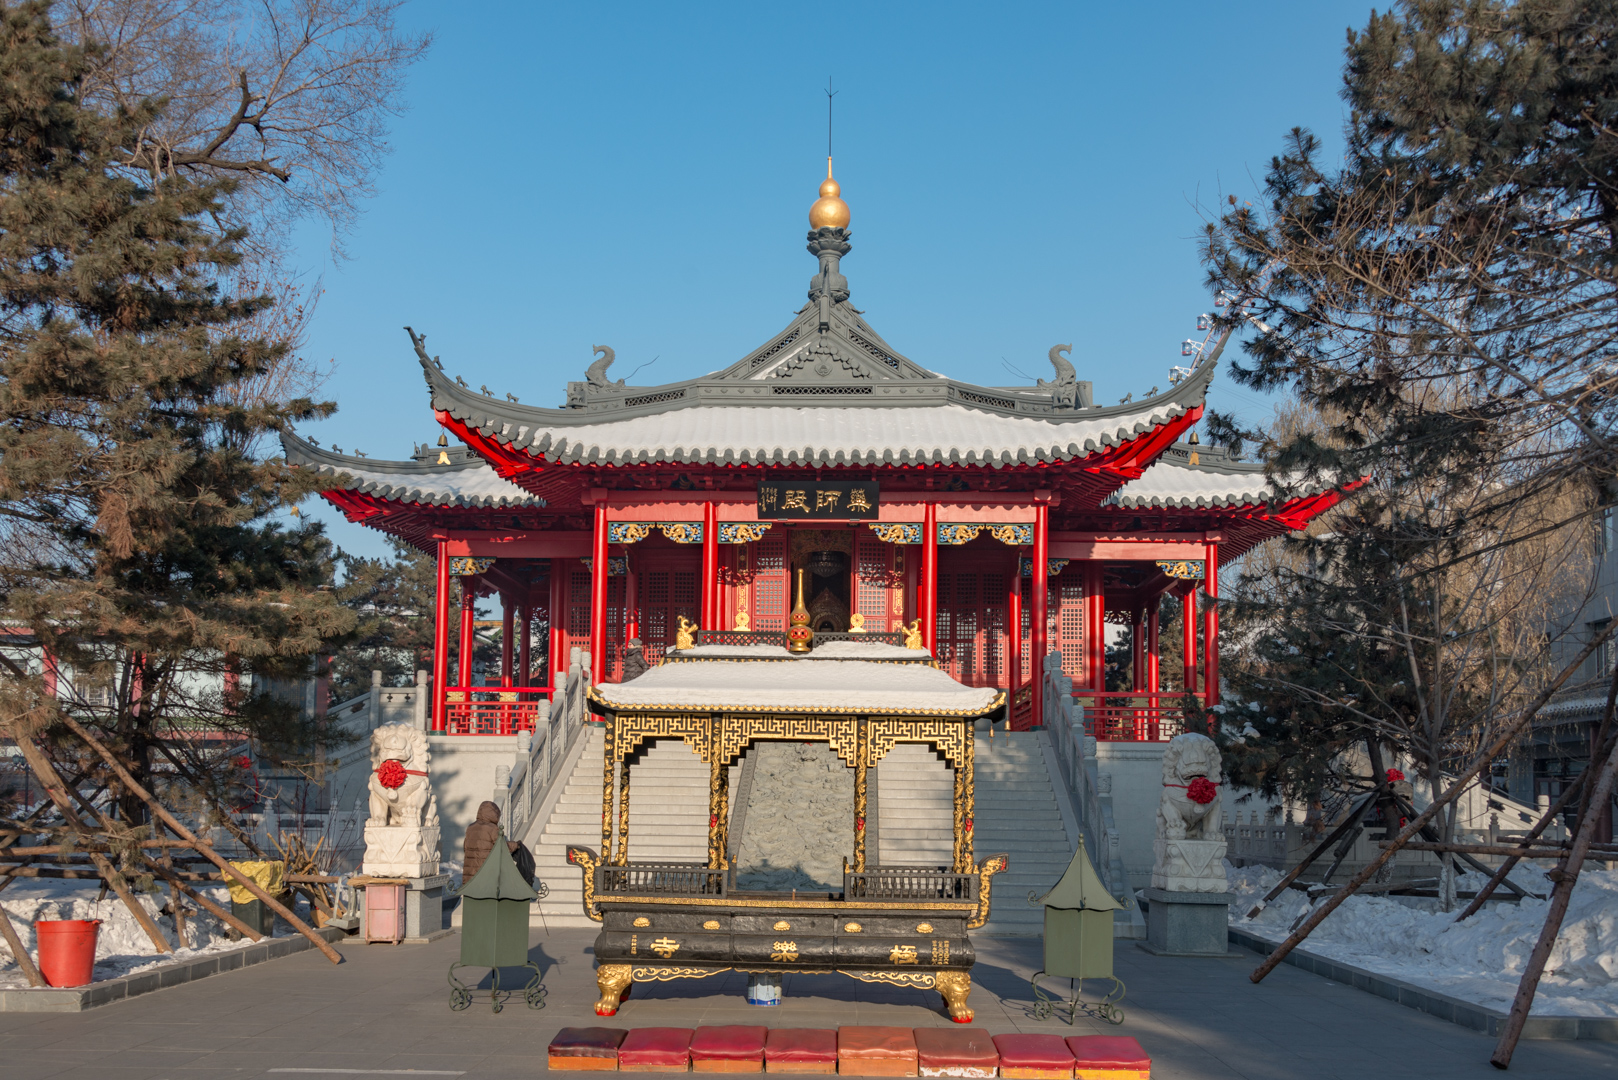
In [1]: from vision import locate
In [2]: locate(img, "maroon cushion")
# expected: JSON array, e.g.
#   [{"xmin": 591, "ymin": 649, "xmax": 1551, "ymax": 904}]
[
  {"xmin": 839, "ymin": 1027, "xmax": 919, "ymax": 1061},
  {"xmin": 1065, "ymin": 1037, "xmax": 1149, "ymax": 1069},
  {"xmin": 767, "ymin": 1028, "xmax": 839, "ymax": 1064},
  {"xmin": 915, "ymin": 1027, "xmax": 999, "ymax": 1070},
  {"xmin": 619, "ymin": 1027, "xmax": 694, "ymax": 1068},
  {"xmin": 993, "ymin": 1034, "xmax": 1076, "ymax": 1070},
  {"xmin": 692, "ymin": 1025, "xmax": 769, "ymax": 1061},
  {"xmin": 548, "ymin": 1027, "xmax": 628, "ymax": 1059}
]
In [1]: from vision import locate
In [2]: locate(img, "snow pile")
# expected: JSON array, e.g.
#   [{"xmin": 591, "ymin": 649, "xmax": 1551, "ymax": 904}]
[
  {"xmin": 0, "ymin": 879, "xmax": 293, "ymax": 989},
  {"xmin": 1228, "ymin": 862, "xmax": 1618, "ymax": 1016}
]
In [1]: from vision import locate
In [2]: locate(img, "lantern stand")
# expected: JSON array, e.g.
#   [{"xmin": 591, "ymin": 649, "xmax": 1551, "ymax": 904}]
[
  {"xmin": 448, "ymin": 827, "xmax": 546, "ymax": 1013},
  {"xmin": 1027, "ymin": 836, "xmax": 1126, "ymax": 1025}
]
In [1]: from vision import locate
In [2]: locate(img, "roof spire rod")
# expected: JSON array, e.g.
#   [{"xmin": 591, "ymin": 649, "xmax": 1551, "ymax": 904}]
[{"xmin": 825, "ymin": 77, "xmax": 837, "ymax": 164}]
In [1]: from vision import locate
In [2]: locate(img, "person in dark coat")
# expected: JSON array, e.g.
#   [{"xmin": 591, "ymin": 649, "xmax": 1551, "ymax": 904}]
[{"xmin": 461, "ymin": 800, "xmax": 519, "ymax": 885}]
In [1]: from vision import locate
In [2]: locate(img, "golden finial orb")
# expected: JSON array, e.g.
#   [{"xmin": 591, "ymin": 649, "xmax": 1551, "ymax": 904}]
[{"xmin": 809, "ymin": 156, "xmax": 850, "ymax": 230}]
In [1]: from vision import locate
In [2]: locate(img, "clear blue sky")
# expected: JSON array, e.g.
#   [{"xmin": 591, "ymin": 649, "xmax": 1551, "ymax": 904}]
[{"xmin": 294, "ymin": 0, "xmax": 1374, "ymax": 560}]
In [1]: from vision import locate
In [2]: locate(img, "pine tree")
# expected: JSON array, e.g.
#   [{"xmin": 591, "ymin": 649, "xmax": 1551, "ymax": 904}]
[
  {"xmin": 329, "ymin": 538, "xmax": 437, "ymax": 701},
  {"xmin": 0, "ymin": 2, "xmax": 355, "ymax": 826}
]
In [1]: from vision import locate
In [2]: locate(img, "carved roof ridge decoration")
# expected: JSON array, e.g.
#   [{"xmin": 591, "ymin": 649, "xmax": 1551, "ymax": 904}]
[
  {"xmin": 1110, "ymin": 441, "xmax": 1350, "ymax": 511},
  {"xmin": 280, "ymin": 430, "xmax": 546, "ymax": 508}
]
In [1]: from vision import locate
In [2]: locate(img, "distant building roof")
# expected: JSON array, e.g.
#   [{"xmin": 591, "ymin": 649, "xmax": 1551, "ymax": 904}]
[{"xmin": 281, "ymin": 433, "xmax": 544, "ymax": 508}]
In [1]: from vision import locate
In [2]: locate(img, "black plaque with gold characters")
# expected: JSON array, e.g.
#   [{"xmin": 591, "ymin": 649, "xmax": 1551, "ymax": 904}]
[{"xmin": 757, "ymin": 480, "xmax": 878, "ymax": 520}]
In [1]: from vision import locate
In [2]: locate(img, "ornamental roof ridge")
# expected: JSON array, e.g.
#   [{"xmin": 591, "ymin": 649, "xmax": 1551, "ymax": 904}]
[
  {"xmin": 1111, "ymin": 441, "xmax": 1346, "ymax": 511},
  {"xmin": 280, "ymin": 430, "xmax": 545, "ymax": 508}
]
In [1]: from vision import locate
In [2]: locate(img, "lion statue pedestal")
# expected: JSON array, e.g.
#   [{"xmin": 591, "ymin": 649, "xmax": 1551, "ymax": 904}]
[
  {"xmin": 1142, "ymin": 732, "xmax": 1232, "ymax": 957},
  {"xmin": 363, "ymin": 723, "xmax": 441, "ymax": 879}
]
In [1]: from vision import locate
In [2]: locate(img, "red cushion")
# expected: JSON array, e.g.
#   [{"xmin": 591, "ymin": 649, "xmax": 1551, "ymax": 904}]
[
  {"xmin": 619, "ymin": 1027, "xmax": 694, "ymax": 1068},
  {"xmin": 548, "ymin": 1027, "xmax": 628, "ymax": 1059},
  {"xmin": 993, "ymin": 1034, "xmax": 1076, "ymax": 1069},
  {"xmin": 767, "ymin": 1028, "xmax": 839, "ymax": 1063},
  {"xmin": 692, "ymin": 1025, "xmax": 769, "ymax": 1061},
  {"xmin": 914, "ymin": 1027, "xmax": 999, "ymax": 1069},
  {"xmin": 1065, "ymin": 1037, "xmax": 1149, "ymax": 1070},
  {"xmin": 839, "ymin": 1027, "xmax": 919, "ymax": 1061}
]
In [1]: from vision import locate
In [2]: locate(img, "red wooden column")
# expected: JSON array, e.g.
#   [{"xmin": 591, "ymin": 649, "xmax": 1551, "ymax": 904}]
[
  {"xmin": 1146, "ymin": 603, "xmax": 1161, "ymax": 694},
  {"xmin": 1182, "ymin": 589, "xmax": 1198, "ymax": 696},
  {"xmin": 457, "ymin": 579, "xmax": 476, "ymax": 688},
  {"xmin": 624, "ymin": 552, "xmax": 639, "ymax": 643},
  {"xmin": 1130, "ymin": 607, "xmax": 1146, "ymax": 691},
  {"xmin": 701, "ymin": 501, "xmax": 719, "ymax": 632},
  {"xmin": 921, "ymin": 503, "xmax": 939, "ymax": 653},
  {"xmin": 1008, "ymin": 570, "xmax": 1023, "ymax": 689},
  {"xmin": 1085, "ymin": 563, "xmax": 1106, "ymax": 691},
  {"xmin": 1030, "ymin": 503, "xmax": 1050, "ymax": 728},
  {"xmin": 590, "ymin": 502, "xmax": 608, "ymax": 684},
  {"xmin": 500, "ymin": 597, "xmax": 514, "ymax": 687},
  {"xmin": 431, "ymin": 540, "xmax": 450, "ymax": 732},
  {"xmin": 1203, "ymin": 543, "xmax": 1220, "ymax": 708},
  {"xmin": 548, "ymin": 566, "xmax": 566, "ymax": 694},
  {"xmin": 518, "ymin": 599, "xmax": 532, "ymax": 687}
]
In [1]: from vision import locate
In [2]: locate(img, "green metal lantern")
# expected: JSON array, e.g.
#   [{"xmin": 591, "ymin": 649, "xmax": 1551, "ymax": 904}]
[
  {"xmin": 448, "ymin": 829, "xmax": 545, "ymax": 1013},
  {"xmin": 1030, "ymin": 836, "xmax": 1126, "ymax": 1025}
]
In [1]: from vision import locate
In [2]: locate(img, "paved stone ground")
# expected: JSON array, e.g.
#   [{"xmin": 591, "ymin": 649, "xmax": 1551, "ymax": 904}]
[{"xmin": 1, "ymin": 924, "xmax": 1615, "ymax": 1079}]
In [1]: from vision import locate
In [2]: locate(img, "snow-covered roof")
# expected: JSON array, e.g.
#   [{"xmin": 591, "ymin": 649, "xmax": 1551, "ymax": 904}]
[
  {"xmin": 435, "ymin": 399, "xmax": 1204, "ymax": 469},
  {"xmin": 1111, "ymin": 444, "xmax": 1335, "ymax": 510},
  {"xmin": 671, "ymin": 641, "xmax": 931, "ymax": 661},
  {"xmin": 591, "ymin": 658, "xmax": 1003, "ymax": 715},
  {"xmin": 281, "ymin": 433, "xmax": 544, "ymax": 508}
]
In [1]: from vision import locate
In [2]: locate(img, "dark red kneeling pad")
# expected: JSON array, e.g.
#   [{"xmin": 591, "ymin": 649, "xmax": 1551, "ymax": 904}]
[
  {"xmin": 765, "ymin": 1028, "xmax": 839, "ymax": 1074},
  {"xmin": 914, "ymin": 1027, "xmax": 999, "ymax": 1077},
  {"xmin": 618, "ymin": 1027, "xmax": 694, "ymax": 1072},
  {"xmin": 839, "ymin": 1027, "xmax": 919, "ymax": 1077},
  {"xmin": 690, "ymin": 1025, "xmax": 767, "ymax": 1072},
  {"xmin": 993, "ymin": 1033, "xmax": 1076, "ymax": 1079},
  {"xmin": 1065, "ymin": 1037, "xmax": 1149, "ymax": 1070},
  {"xmin": 548, "ymin": 1027, "xmax": 627, "ymax": 1072}
]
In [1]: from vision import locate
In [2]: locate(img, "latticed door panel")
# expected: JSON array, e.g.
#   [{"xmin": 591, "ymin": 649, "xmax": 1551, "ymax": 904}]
[
  {"xmin": 748, "ymin": 536, "xmax": 789, "ymax": 632},
  {"xmin": 854, "ymin": 537, "xmax": 902, "ymax": 632},
  {"xmin": 638, "ymin": 556, "xmax": 699, "ymax": 664},
  {"xmin": 936, "ymin": 563, "xmax": 1010, "ymax": 689},
  {"xmin": 1016, "ymin": 565, "xmax": 1086, "ymax": 680},
  {"xmin": 560, "ymin": 560, "xmax": 624, "ymax": 681}
]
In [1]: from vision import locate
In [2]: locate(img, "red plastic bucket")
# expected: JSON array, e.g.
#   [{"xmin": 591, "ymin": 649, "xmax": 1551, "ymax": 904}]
[{"xmin": 34, "ymin": 919, "xmax": 100, "ymax": 987}]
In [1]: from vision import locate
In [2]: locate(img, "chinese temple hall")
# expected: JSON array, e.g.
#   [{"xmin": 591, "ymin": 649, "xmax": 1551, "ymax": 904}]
[{"xmin": 285, "ymin": 161, "xmax": 1350, "ymax": 898}]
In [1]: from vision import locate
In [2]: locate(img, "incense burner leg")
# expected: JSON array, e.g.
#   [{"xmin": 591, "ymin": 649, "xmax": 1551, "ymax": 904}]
[
  {"xmin": 595, "ymin": 963, "xmax": 633, "ymax": 1015},
  {"xmin": 935, "ymin": 969, "xmax": 974, "ymax": 1023}
]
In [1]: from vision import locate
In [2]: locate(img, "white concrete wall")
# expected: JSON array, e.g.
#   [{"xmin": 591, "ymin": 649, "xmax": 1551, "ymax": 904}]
[
  {"xmin": 1093, "ymin": 740, "xmax": 1167, "ymax": 891},
  {"xmin": 425, "ymin": 734, "xmax": 525, "ymax": 866}
]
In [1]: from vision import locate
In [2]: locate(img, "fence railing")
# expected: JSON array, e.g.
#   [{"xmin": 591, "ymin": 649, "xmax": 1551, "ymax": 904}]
[
  {"xmin": 445, "ymin": 686, "xmax": 554, "ymax": 735},
  {"xmin": 1040, "ymin": 653, "xmax": 1123, "ymax": 900},
  {"xmin": 844, "ymin": 866, "xmax": 978, "ymax": 902},
  {"xmin": 597, "ymin": 861, "xmax": 727, "ymax": 898},
  {"xmin": 1076, "ymin": 691, "xmax": 1200, "ymax": 742},
  {"xmin": 498, "ymin": 650, "xmax": 592, "ymax": 846}
]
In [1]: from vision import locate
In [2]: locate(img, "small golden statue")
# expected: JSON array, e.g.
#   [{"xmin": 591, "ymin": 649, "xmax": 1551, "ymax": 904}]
[
  {"xmin": 787, "ymin": 568, "xmax": 813, "ymax": 654},
  {"xmin": 848, "ymin": 612, "xmax": 866, "ymax": 633},
  {"xmin": 903, "ymin": 618, "xmax": 924, "ymax": 650},
  {"xmin": 674, "ymin": 615, "xmax": 697, "ymax": 651}
]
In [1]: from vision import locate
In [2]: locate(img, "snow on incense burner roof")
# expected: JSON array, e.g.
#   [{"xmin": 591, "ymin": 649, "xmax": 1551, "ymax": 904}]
[{"xmin": 589, "ymin": 657, "xmax": 1004, "ymax": 716}]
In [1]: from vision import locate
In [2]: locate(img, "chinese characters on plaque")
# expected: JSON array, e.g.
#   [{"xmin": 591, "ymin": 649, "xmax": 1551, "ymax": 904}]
[{"xmin": 756, "ymin": 481, "xmax": 880, "ymax": 520}]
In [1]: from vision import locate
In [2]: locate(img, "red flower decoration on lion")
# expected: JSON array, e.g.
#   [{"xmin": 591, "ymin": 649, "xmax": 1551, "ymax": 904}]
[{"xmin": 376, "ymin": 759, "xmax": 407, "ymax": 790}]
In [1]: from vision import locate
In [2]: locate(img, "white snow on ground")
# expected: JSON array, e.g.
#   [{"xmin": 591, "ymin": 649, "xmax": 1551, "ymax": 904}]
[
  {"xmin": 1227, "ymin": 861, "xmax": 1618, "ymax": 1016},
  {"xmin": 0, "ymin": 879, "xmax": 298, "ymax": 989}
]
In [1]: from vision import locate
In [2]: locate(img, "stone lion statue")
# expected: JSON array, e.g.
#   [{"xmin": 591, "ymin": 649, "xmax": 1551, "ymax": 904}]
[
  {"xmin": 367, "ymin": 723, "xmax": 439, "ymax": 829},
  {"xmin": 1156, "ymin": 732, "xmax": 1222, "ymax": 841}
]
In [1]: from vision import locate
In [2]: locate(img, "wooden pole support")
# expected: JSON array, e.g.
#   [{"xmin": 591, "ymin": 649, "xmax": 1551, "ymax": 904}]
[
  {"xmin": 0, "ymin": 903, "xmax": 44, "ymax": 987},
  {"xmin": 144, "ymin": 859, "xmax": 263, "ymax": 942}
]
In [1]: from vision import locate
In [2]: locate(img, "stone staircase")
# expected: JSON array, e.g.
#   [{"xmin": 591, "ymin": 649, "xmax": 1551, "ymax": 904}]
[
  {"xmin": 877, "ymin": 743, "xmax": 956, "ymax": 868},
  {"xmin": 969, "ymin": 731, "xmax": 1079, "ymax": 936}
]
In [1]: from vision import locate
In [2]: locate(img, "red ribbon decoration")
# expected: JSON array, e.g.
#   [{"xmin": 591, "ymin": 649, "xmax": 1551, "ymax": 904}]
[
  {"xmin": 1166, "ymin": 777, "xmax": 1220, "ymax": 804},
  {"xmin": 1386, "ymin": 768, "xmax": 1406, "ymax": 783},
  {"xmin": 374, "ymin": 760, "xmax": 426, "ymax": 790}
]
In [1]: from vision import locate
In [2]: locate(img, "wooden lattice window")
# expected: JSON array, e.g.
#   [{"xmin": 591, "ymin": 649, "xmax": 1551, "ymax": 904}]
[
  {"xmin": 855, "ymin": 537, "xmax": 900, "ymax": 632},
  {"xmin": 750, "ymin": 536, "xmax": 788, "ymax": 632}
]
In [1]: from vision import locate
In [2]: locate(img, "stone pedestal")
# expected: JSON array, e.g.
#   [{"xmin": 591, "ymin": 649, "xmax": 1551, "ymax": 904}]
[
  {"xmin": 1151, "ymin": 838, "xmax": 1229, "ymax": 892},
  {"xmin": 363, "ymin": 824, "xmax": 441, "ymax": 878},
  {"xmin": 1140, "ymin": 888, "xmax": 1233, "ymax": 956}
]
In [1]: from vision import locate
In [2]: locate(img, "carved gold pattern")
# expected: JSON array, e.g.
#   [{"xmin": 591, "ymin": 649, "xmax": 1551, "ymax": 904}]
[
  {"xmin": 566, "ymin": 845, "xmax": 604, "ymax": 922},
  {"xmin": 601, "ymin": 721, "xmax": 616, "ymax": 860},
  {"xmin": 659, "ymin": 522, "xmax": 703, "ymax": 544},
  {"xmin": 448, "ymin": 556, "xmax": 496, "ymax": 576},
  {"xmin": 987, "ymin": 523, "xmax": 1034, "ymax": 546},
  {"xmin": 844, "ymin": 922, "xmax": 863, "ymax": 933},
  {"xmin": 615, "ymin": 755, "xmax": 631, "ymax": 866},
  {"xmin": 595, "ymin": 963, "xmax": 633, "ymax": 1015},
  {"xmin": 718, "ymin": 522, "xmax": 771, "ymax": 544},
  {"xmin": 771, "ymin": 941, "xmax": 799, "ymax": 962},
  {"xmin": 937, "ymin": 524, "xmax": 982, "ymax": 546},
  {"xmin": 1156, "ymin": 559, "xmax": 1206, "ymax": 580},
  {"xmin": 867, "ymin": 718, "xmax": 968, "ymax": 769},
  {"xmin": 606, "ymin": 522, "xmax": 652, "ymax": 544},
  {"xmin": 633, "ymin": 916, "xmax": 649, "ymax": 928},
  {"xmin": 890, "ymin": 944, "xmax": 919, "ymax": 965},
  {"xmin": 967, "ymin": 854, "xmax": 1010, "ymax": 930},
  {"xmin": 716, "ymin": 716, "xmax": 859, "ymax": 768},
  {"xmin": 935, "ymin": 969, "xmax": 974, "ymax": 1022},
  {"xmin": 841, "ymin": 969, "xmax": 938, "ymax": 990},
  {"xmin": 612, "ymin": 712, "xmax": 711, "ymax": 763},
  {"xmin": 630, "ymin": 966, "xmax": 729, "ymax": 982},
  {"xmin": 854, "ymin": 721, "xmax": 869, "ymax": 872},
  {"xmin": 674, "ymin": 615, "xmax": 698, "ymax": 651},
  {"xmin": 903, "ymin": 619, "xmax": 924, "ymax": 650},
  {"xmin": 952, "ymin": 723, "xmax": 977, "ymax": 872},
  {"xmin": 932, "ymin": 939, "xmax": 950, "ymax": 966},
  {"xmin": 867, "ymin": 522, "xmax": 922, "ymax": 544},
  {"xmin": 915, "ymin": 922, "xmax": 934, "ymax": 934},
  {"xmin": 649, "ymin": 937, "xmax": 681, "ymax": 959},
  {"xmin": 772, "ymin": 921, "xmax": 791, "ymax": 931},
  {"xmin": 702, "ymin": 920, "xmax": 721, "ymax": 930}
]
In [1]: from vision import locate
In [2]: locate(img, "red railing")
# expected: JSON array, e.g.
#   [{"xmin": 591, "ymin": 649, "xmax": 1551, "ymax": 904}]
[
  {"xmin": 444, "ymin": 686, "xmax": 553, "ymax": 735},
  {"xmin": 1075, "ymin": 691, "xmax": 1203, "ymax": 742}
]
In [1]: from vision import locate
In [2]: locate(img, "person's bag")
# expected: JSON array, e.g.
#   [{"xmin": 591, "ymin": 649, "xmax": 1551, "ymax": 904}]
[{"xmin": 512, "ymin": 841, "xmax": 537, "ymax": 887}]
